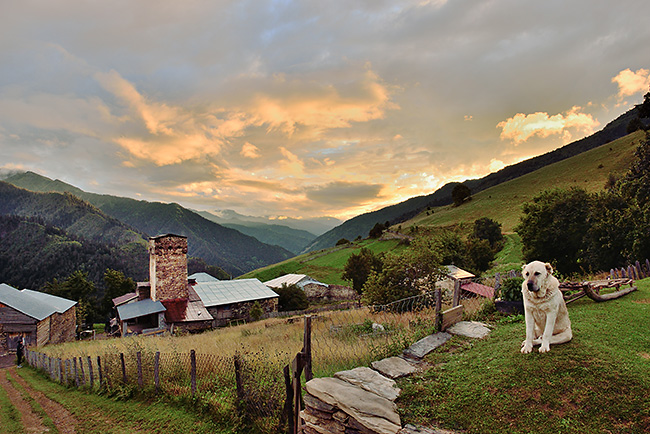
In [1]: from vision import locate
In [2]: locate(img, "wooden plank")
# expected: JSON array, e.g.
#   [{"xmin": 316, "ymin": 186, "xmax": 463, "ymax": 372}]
[
  {"xmin": 441, "ymin": 305, "xmax": 464, "ymax": 331},
  {"xmin": 452, "ymin": 279, "xmax": 461, "ymax": 307},
  {"xmin": 190, "ymin": 350, "xmax": 196, "ymax": 397},
  {"xmin": 303, "ymin": 316, "xmax": 313, "ymax": 382},
  {"xmin": 88, "ymin": 357, "xmax": 94, "ymax": 388},
  {"xmin": 120, "ymin": 353, "xmax": 127, "ymax": 384}
]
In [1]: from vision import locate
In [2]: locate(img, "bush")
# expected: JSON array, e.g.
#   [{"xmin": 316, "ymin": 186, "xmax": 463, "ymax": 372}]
[
  {"xmin": 275, "ymin": 283, "xmax": 309, "ymax": 311},
  {"xmin": 498, "ymin": 277, "xmax": 524, "ymax": 302}
]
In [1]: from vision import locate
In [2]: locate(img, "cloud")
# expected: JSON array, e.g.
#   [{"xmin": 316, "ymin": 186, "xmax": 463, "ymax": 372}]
[
  {"xmin": 305, "ymin": 181, "xmax": 384, "ymax": 206},
  {"xmin": 497, "ymin": 106, "xmax": 599, "ymax": 145},
  {"xmin": 240, "ymin": 142, "xmax": 261, "ymax": 158},
  {"xmin": 612, "ymin": 68, "xmax": 650, "ymax": 98}
]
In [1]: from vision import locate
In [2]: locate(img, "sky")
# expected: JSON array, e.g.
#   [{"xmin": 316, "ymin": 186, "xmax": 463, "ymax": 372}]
[{"xmin": 1, "ymin": 0, "xmax": 649, "ymax": 222}]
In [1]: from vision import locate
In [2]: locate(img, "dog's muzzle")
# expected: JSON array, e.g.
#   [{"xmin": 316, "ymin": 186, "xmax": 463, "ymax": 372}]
[{"xmin": 526, "ymin": 281, "xmax": 539, "ymax": 292}]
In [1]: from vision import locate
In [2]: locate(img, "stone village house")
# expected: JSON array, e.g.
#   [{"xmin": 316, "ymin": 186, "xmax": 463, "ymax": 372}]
[
  {"xmin": 0, "ymin": 283, "xmax": 76, "ymax": 351},
  {"xmin": 114, "ymin": 234, "xmax": 279, "ymax": 336}
]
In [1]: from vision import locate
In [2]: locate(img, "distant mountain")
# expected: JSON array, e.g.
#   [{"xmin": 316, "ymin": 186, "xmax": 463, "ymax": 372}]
[
  {"xmin": 3, "ymin": 173, "xmax": 294, "ymax": 276},
  {"xmin": 219, "ymin": 222, "xmax": 316, "ymax": 255},
  {"xmin": 197, "ymin": 209, "xmax": 341, "ymax": 236},
  {"xmin": 306, "ymin": 106, "xmax": 644, "ymax": 252}
]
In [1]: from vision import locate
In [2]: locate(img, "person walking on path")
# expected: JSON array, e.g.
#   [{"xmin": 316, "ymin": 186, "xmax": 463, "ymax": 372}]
[{"xmin": 16, "ymin": 336, "xmax": 24, "ymax": 368}]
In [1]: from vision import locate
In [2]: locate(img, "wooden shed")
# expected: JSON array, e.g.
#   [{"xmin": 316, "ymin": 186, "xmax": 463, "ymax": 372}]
[{"xmin": 0, "ymin": 283, "xmax": 77, "ymax": 351}]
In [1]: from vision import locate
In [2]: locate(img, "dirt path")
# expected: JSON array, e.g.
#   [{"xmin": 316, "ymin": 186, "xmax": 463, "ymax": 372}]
[{"xmin": 0, "ymin": 364, "xmax": 78, "ymax": 434}]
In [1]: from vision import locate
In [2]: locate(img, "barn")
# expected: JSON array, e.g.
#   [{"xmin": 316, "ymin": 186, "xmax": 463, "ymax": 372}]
[{"xmin": 0, "ymin": 283, "xmax": 77, "ymax": 351}]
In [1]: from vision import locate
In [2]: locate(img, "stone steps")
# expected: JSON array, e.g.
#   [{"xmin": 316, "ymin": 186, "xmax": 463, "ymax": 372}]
[{"xmin": 301, "ymin": 321, "xmax": 491, "ymax": 434}]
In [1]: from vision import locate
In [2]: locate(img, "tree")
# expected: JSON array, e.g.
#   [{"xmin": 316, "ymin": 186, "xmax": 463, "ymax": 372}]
[
  {"xmin": 249, "ymin": 301, "xmax": 263, "ymax": 321},
  {"xmin": 638, "ymin": 91, "xmax": 650, "ymax": 119},
  {"xmin": 451, "ymin": 183, "xmax": 471, "ymax": 207},
  {"xmin": 362, "ymin": 237, "xmax": 444, "ymax": 305},
  {"xmin": 46, "ymin": 270, "xmax": 98, "ymax": 326},
  {"xmin": 470, "ymin": 217, "xmax": 503, "ymax": 249},
  {"xmin": 341, "ymin": 248, "xmax": 382, "ymax": 294},
  {"xmin": 515, "ymin": 188, "xmax": 592, "ymax": 275},
  {"xmin": 336, "ymin": 238, "xmax": 351, "ymax": 246},
  {"xmin": 275, "ymin": 283, "xmax": 309, "ymax": 312},
  {"xmin": 101, "ymin": 269, "xmax": 136, "ymax": 319},
  {"xmin": 369, "ymin": 222, "xmax": 387, "ymax": 238},
  {"xmin": 465, "ymin": 239, "xmax": 496, "ymax": 273}
]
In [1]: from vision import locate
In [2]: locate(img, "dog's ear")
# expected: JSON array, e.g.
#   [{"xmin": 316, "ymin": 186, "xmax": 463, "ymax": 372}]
[
  {"xmin": 522, "ymin": 263, "xmax": 527, "ymax": 271},
  {"xmin": 545, "ymin": 263, "xmax": 553, "ymax": 275}
]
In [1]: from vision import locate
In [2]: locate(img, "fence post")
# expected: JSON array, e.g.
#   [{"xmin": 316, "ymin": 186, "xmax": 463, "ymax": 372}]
[
  {"xmin": 88, "ymin": 356, "xmax": 94, "ymax": 388},
  {"xmin": 452, "ymin": 279, "xmax": 461, "ymax": 307},
  {"xmin": 292, "ymin": 352, "xmax": 305, "ymax": 433},
  {"xmin": 74, "ymin": 358, "xmax": 79, "ymax": 387},
  {"xmin": 303, "ymin": 315, "xmax": 313, "ymax": 382},
  {"xmin": 282, "ymin": 364, "xmax": 294, "ymax": 434},
  {"xmin": 234, "ymin": 353, "xmax": 245, "ymax": 412},
  {"xmin": 120, "ymin": 353, "xmax": 127, "ymax": 384},
  {"xmin": 190, "ymin": 350, "xmax": 196, "ymax": 397},
  {"xmin": 97, "ymin": 356, "xmax": 102, "ymax": 388},
  {"xmin": 137, "ymin": 351, "xmax": 143, "ymax": 388},
  {"xmin": 435, "ymin": 288, "xmax": 442, "ymax": 331},
  {"xmin": 154, "ymin": 352, "xmax": 160, "ymax": 394},
  {"xmin": 79, "ymin": 357, "xmax": 86, "ymax": 386}
]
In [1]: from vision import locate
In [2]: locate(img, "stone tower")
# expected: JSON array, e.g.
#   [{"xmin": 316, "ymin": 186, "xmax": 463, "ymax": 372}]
[{"xmin": 149, "ymin": 234, "xmax": 189, "ymax": 301}]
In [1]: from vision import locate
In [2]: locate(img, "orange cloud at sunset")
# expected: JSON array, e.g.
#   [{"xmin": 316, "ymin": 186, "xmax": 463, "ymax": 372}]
[
  {"xmin": 612, "ymin": 68, "xmax": 650, "ymax": 98},
  {"xmin": 497, "ymin": 106, "xmax": 599, "ymax": 145}
]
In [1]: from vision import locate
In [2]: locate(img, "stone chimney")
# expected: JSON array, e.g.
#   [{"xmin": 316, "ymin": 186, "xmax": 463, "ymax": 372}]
[{"xmin": 149, "ymin": 234, "xmax": 189, "ymax": 301}]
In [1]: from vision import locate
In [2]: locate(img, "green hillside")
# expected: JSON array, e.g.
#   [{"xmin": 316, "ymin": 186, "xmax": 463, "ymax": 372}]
[{"xmin": 403, "ymin": 129, "xmax": 644, "ymax": 234}]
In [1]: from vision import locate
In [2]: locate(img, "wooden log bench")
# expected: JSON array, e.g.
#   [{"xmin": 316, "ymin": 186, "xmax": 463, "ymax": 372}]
[{"xmin": 559, "ymin": 278, "xmax": 637, "ymax": 304}]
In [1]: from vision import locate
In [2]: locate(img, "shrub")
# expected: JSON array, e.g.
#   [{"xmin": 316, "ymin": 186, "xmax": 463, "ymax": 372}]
[{"xmin": 498, "ymin": 277, "xmax": 524, "ymax": 302}]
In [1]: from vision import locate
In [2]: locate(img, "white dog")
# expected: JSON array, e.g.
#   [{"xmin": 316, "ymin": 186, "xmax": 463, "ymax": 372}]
[{"xmin": 520, "ymin": 261, "xmax": 572, "ymax": 353}]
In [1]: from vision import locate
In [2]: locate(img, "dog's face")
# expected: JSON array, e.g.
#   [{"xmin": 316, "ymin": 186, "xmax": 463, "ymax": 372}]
[{"xmin": 522, "ymin": 261, "xmax": 554, "ymax": 298}]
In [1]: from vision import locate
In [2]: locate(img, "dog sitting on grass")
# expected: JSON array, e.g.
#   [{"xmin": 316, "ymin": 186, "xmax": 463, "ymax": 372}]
[{"xmin": 521, "ymin": 261, "xmax": 572, "ymax": 353}]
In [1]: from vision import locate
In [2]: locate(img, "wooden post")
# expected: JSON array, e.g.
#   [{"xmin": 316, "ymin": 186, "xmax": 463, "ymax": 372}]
[
  {"xmin": 74, "ymin": 358, "xmax": 79, "ymax": 387},
  {"xmin": 120, "ymin": 353, "xmax": 127, "ymax": 384},
  {"xmin": 303, "ymin": 315, "xmax": 313, "ymax": 382},
  {"xmin": 79, "ymin": 357, "xmax": 86, "ymax": 386},
  {"xmin": 646, "ymin": 259, "xmax": 650, "ymax": 277},
  {"xmin": 190, "ymin": 349, "xmax": 196, "ymax": 397},
  {"xmin": 154, "ymin": 352, "xmax": 160, "ymax": 394},
  {"xmin": 452, "ymin": 279, "xmax": 461, "ymax": 307},
  {"xmin": 87, "ymin": 356, "xmax": 94, "ymax": 388},
  {"xmin": 282, "ymin": 364, "xmax": 294, "ymax": 434},
  {"xmin": 64, "ymin": 360, "xmax": 68, "ymax": 385},
  {"xmin": 292, "ymin": 352, "xmax": 305, "ymax": 433},
  {"xmin": 434, "ymin": 288, "xmax": 442, "ymax": 331},
  {"xmin": 137, "ymin": 351, "xmax": 143, "ymax": 388},
  {"xmin": 97, "ymin": 356, "xmax": 102, "ymax": 388},
  {"xmin": 234, "ymin": 353, "xmax": 244, "ymax": 412}
]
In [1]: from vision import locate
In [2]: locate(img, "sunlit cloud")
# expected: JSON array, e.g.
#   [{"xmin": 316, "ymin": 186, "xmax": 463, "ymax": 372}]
[
  {"xmin": 240, "ymin": 142, "xmax": 261, "ymax": 159},
  {"xmin": 497, "ymin": 106, "xmax": 599, "ymax": 145},
  {"xmin": 612, "ymin": 68, "xmax": 650, "ymax": 98}
]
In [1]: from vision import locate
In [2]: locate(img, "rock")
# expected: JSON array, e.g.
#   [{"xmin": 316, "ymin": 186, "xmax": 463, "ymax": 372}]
[
  {"xmin": 304, "ymin": 392, "xmax": 336, "ymax": 414},
  {"xmin": 399, "ymin": 424, "xmax": 457, "ymax": 434},
  {"xmin": 302, "ymin": 410, "xmax": 345, "ymax": 433},
  {"xmin": 334, "ymin": 367, "xmax": 401, "ymax": 401},
  {"xmin": 305, "ymin": 377, "xmax": 402, "ymax": 434},
  {"xmin": 446, "ymin": 321, "xmax": 491, "ymax": 339},
  {"xmin": 371, "ymin": 356, "xmax": 417, "ymax": 379},
  {"xmin": 373, "ymin": 322, "xmax": 385, "ymax": 332},
  {"xmin": 403, "ymin": 332, "xmax": 452, "ymax": 359}
]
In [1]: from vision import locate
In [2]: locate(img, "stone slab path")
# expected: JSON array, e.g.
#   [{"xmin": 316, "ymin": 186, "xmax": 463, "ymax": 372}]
[{"xmin": 302, "ymin": 321, "xmax": 491, "ymax": 434}]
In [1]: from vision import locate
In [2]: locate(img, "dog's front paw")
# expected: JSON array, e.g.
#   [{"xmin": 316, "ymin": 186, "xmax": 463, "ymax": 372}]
[
  {"xmin": 539, "ymin": 343, "xmax": 551, "ymax": 353},
  {"xmin": 521, "ymin": 341, "xmax": 533, "ymax": 354}
]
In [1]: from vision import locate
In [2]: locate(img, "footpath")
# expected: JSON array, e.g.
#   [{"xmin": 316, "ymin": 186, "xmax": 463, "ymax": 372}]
[{"xmin": 301, "ymin": 321, "xmax": 492, "ymax": 434}]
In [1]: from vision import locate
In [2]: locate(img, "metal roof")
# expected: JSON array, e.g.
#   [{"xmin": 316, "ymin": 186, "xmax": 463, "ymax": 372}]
[
  {"xmin": 461, "ymin": 282, "xmax": 495, "ymax": 299},
  {"xmin": 21, "ymin": 289, "xmax": 77, "ymax": 313},
  {"xmin": 188, "ymin": 272, "xmax": 220, "ymax": 282},
  {"xmin": 0, "ymin": 283, "xmax": 58, "ymax": 321},
  {"xmin": 112, "ymin": 292, "xmax": 138, "ymax": 307},
  {"xmin": 193, "ymin": 279, "xmax": 278, "ymax": 307},
  {"xmin": 116, "ymin": 298, "xmax": 166, "ymax": 321},
  {"xmin": 445, "ymin": 265, "xmax": 475, "ymax": 280},
  {"xmin": 263, "ymin": 273, "xmax": 325, "ymax": 289}
]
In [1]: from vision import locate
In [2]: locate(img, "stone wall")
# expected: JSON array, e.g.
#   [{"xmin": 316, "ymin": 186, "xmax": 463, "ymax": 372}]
[
  {"xmin": 303, "ymin": 284, "xmax": 359, "ymax": 302},
  {"xmin": 149, "ymin": 235, "xmax": 189, "ymax": 301}
]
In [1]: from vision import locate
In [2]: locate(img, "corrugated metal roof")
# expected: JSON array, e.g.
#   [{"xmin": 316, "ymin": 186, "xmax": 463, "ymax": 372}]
[
  {"xmin": 0, "ymin": 283, "xmax": 57, "ymax": 321},
  {"xmin": 461, "ymin": 282, "xmax": 495, "ymax": 299},
  {"xmin": 445, "ymin": 265, "xmax": 475, "ymax": 280},
  {"xmin": 188, "ymin": 272, "xmax": 220, "ymax": 282},
  {"xmin": 21, "ymin": 289, "xmax": 76, "ymax": 313},
  {"xmin": 193, "ymin": 279, "xmax": 278, "ymax": 307},
  {"xmin": 112, "ymin": 292, "xmax": 137, "ymax": 306},
  {"xmin": 117, "ymin": 298, "xmax": 166, "ymax": 321},
  {"xmin": 263, "ymin": 274, "xmax": 311, "ymax": 288}
]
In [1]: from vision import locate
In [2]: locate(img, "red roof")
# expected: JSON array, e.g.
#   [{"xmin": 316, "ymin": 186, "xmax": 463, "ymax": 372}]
[
  {"xmin": 112, "ymin": 292, "xmax": 137, "ymax": 307},
  {"xmin": 461, "ymin": 282, "xmax": 495, "ymax": 299},
  {"xmin": 160, "ymin": 286, "xmax": 212, "ymax": 323}
]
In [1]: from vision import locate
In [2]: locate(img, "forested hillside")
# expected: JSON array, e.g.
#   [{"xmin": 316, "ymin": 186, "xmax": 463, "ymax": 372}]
[{"xmin": 4, "ymin": 173, "xmax": 294, "ymax": 275}]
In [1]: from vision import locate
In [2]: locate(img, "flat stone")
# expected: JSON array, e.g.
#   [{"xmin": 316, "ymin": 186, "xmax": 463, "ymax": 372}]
[
  {"xmin": 304, "ymin": 392, "xmax": 336, "ymax": 413},
  {"xmin": 334, "ymin": 367, "xmax": 401, "ymax": 401},
  {"xmin": 302, "ymin": 410, "xmax": 345, "ymax": 433},
  {"xmin": 403, "ymin": 332, "xmax": 452, "ymax": 359},
  {"xmin": 371, "ymin": 356, "xmax": 417, "ymax": 379},
  {"xmin": 446, "ymin": 321, "xmax": 491, "ymax": 339},
  {"xmin": 305, "ymin": 377, "xmax": 401, "ymax": 434}
]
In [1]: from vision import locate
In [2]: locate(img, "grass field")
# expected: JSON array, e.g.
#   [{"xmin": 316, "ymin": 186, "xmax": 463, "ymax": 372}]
[{"xmin": 398, "ymin": 277, "xmax": 650, "ymax": 433}]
